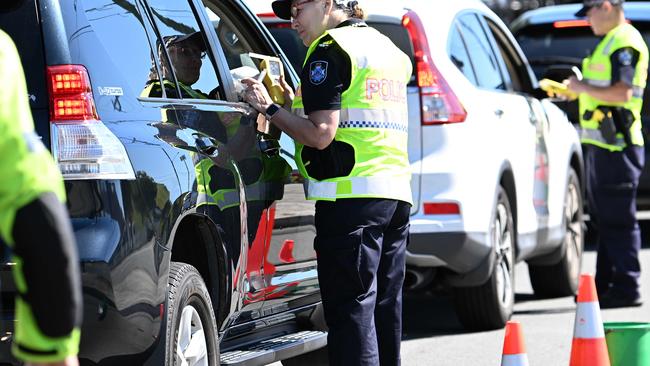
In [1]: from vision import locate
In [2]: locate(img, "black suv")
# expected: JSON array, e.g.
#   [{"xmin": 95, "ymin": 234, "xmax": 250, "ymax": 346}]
[{"xmin": 0, "ymin": 0, "xmax": 326, "ymax": 365}]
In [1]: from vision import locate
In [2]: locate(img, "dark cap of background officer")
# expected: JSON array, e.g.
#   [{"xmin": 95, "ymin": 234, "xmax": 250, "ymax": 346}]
[
  {"xmin": 162, "ymin": 32, "xmax": 206, "ymax": 51},
  {"xmin": 271, "ymin": 0, "xmax": 363, "ymax": 20},
  {"xmin": 575, "ymin": 0, "xmax": 624, "ymax": 17}
]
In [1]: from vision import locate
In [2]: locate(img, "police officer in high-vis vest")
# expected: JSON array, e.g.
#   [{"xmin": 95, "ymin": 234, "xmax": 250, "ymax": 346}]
[
  {"xmin": 242, "ymin": 1, "xmax": 412, "ymax": 364},
  {"xmin": 0, "ymin": 30, "xmax": 82, "ymax": 365},
  {"xmin": 566, "ymin": 0, "xmax": 649, "ymax": 308}
]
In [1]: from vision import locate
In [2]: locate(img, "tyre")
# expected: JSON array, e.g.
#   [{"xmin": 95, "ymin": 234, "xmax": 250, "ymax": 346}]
[
  {"xmin": 453, "ymin": 186, "xmax": 515, "ymax": 330},
  {"xmin": 529, "ymin": 168, "xmax": 583, "ymax": 297},
  {"xmin": 165, "ymin": 262, "xmax": 219, "ymax": 366}
]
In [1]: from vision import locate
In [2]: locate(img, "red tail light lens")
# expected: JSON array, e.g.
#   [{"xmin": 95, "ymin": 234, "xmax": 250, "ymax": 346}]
[
  {"xmin": 553, "ymin": 20, "xmax": 591, "ymax": 28},
  {"xmin": 402, "ymin": 11, "xmax": 467, "ymax": 125},
  {"xmin": 46, "ymin": 65, "xmax": 135, "ymax": 180},
  {"xmin": 47, "ymin": 65, "xmax": 98, "ymax": 122},
  {"xmin": 423, "ymin": 202, "xmax": 460, "ymax": 215}
]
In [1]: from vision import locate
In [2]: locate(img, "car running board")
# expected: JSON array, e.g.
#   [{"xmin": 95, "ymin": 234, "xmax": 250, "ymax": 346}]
[{"xmin": 220, "ymin": 330, "xmax": 327, "ymax": 366}]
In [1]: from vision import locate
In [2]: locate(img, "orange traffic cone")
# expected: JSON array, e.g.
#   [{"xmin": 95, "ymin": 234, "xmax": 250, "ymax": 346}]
[
  {"xmin": 569, "ymin": 274, "xmax": 611, "ymax": 366},
  {"xmin": 501, "ymin": 321, "xmax": 529, "ymax": 366}
]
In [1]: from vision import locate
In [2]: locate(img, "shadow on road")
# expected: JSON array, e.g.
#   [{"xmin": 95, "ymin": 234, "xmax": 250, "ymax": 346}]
[
  {"xmin": 401, "ymin": 292, "xmax": 470, "ymax": 340},
  {"xmin": 513, "ymin": 306, "xmax": 576, "ymax": 316}
]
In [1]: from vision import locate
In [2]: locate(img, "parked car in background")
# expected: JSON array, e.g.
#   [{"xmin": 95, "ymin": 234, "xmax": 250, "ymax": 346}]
[
  {"xmin": 511, "ymin": 2, "xmax": 650, "ymax": 206},
  {"xmin": 0, "ymin": 0, "xmax": 326, "ymax": 365},
  {"xmin": 250, "ymin": 0, "xmax": 585, "ymax": 330}
]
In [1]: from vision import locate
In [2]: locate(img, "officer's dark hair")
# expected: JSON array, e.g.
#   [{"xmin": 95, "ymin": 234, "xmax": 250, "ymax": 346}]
[{"xmin": 335, "ymin": 0, "xmax": 365, "ymax": 20}]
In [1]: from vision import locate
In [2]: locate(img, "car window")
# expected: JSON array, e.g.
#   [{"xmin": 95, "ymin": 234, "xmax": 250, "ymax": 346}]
[
  {"xmin": 266, "ymin": 25, "xmax": 308, "ymax": 73},
  {"xmin": 60, "ymin": 0, "xmax": 158, "ymax": 101},
  {"xmin": 457, "ymin": 13, "xmax": 505, "ymax": 91},
  {"xmin": 0, "ymin": 0, "xmax": 47, "ymax": 109},
  {"xmin": 203, "ymin": 5, "xmax": 254, "ymax": 71},
  {"xmin": 146, "ymin": 0, "xmax": 222, "ymax": 99},
  {"xmin": 484, "ymin": 17, "xmax": 531, "ymax": 93},
  {"xmin": 449, "ymin": 22, "xmax": 478, "ymax": 86},
  {"xmin": 515, "ymin": 25, "xmax": 599, "ymax": 78},
  {"xmin": 515, "ymin": 21, "xmax": 650, "ymax": 120}
]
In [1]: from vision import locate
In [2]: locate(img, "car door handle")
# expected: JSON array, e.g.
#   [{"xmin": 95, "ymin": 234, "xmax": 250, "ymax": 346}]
[
  {"xmin": 258, "ymin": 136, "xmax": 280, "ymax": 156},
  {"xmin": 494, "ymin": 109, "xmax": 504, "ymax": 118},
  {"xmin": 195, "ymin": 135, "xmax": 219, "ymax": 158}
]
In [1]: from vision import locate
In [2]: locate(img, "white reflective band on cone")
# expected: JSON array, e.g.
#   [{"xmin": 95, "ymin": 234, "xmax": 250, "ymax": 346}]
[
  {"xmin": 573, "ymin": 301, "xmax": 606, "ymax": 339},
  {"xmin": 501, "ymin": 354, "xmax": 530, "ymax": 366}
]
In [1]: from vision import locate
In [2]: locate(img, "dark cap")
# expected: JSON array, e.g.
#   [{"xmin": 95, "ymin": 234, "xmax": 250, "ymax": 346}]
[
  {"xmin": 271, "ymin": 0, "xmax": 348, "ymax": 20},
  {"xmin": 162, "ymin": 32, "xmax": 206, "ymax": 51},
  {"xmin": 575, "ymin": 0, "xmax": 624, "ymax": 17}
]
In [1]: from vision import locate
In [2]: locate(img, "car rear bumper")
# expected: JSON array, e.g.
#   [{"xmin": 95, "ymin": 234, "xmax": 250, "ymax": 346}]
[
  {"xmin": 0, "ymin": 260, "xmax": 166, "ymax": 365},
  {"xmin": 406, "ymin": 230, "xmax": 495, "ymax": 287}
]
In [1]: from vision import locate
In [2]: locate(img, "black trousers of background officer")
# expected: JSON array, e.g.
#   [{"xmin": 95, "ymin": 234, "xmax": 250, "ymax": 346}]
[
  {"xmin": 315, "ymin": 198, "xmax": 410, "ymax": 366},
  {"xmin": 585, "ymin": 144, "xmax": 644, "ymax": 298}
]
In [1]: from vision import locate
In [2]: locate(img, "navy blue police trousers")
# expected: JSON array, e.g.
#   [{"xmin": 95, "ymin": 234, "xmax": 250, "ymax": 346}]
[
  {"xmin": 584, "ymin": 144, "xmax": 644, "ymax": 298},
  {"xmin": 315, "ymin": 198, "xmax": 410, "ymax": 366}
]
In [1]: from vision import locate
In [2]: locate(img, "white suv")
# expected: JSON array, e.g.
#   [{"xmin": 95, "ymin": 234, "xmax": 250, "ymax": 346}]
[{"xmin": 252, "ymin": 0, "xmax": 585, "ymax": 330}]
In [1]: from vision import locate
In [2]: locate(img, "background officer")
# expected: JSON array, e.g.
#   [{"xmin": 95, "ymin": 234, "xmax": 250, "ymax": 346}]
[
  {"xmin": 566, "ymin": 0, "xmax": 649, "ymax": 308},
  {"xmin": 0, "ymin": 30, "xmax": 82, "ymax": 365},
  {"xmin": 242, "ymin": 0, "xmax": 412, "ymax": 364}
]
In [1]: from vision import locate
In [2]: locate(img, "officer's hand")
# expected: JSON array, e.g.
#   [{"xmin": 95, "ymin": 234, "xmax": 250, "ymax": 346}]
[
  {"xmin": 279, "ymin": 75, "xmax": 294, "ymax": 109},
  {"xmin": 26, "ymin": 356, "xmax": 79, "ymax": 366},
  {"xmin": 241, "ymin": 78, "xmax": 273, "ymax": 114},
  {"xmin": 565, "ymin": 76, "xmax": 585, "ymax": 95}
]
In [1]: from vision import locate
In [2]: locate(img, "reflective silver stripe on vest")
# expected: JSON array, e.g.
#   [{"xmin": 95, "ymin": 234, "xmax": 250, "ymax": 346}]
[
  {"xmin": 245, "ymin": 181, "xmax": 285, "ymax": 201},
  {"xmin": 23, "ymin": 131, "xmax": 45, "ymax": 153},
  {"xmin": 339, "ymin": 108, "xmax": 408, "ymax": 132},
  {"xmin": 197, "ymin": 190, "xmax": 240, "ymax": 209},
  {"xmin": 579, "ymin": 127, "xmax": 626, "ymax": 147},
  {"xmin": 584, "ymin": 78, "xmax": 611, "ymax": 87},
  {"xmin": 583, "ymin": 79, "xmax": 644, "ymax": 98},
  {"xmin": 306, "ymin": 175, "xmax": 411, "ymax": 201}
]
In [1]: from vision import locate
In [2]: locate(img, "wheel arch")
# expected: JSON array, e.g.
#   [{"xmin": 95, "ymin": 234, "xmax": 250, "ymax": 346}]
[
  {"xmin": 169, "ymin": 213, "xmax": 229, "ymax": 327},
  {"xmin": 499, "ymin": 164, "xmax": 517, "ymax": 241}
]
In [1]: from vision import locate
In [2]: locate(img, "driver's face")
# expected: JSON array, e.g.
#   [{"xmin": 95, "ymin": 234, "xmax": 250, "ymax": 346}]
[{"xmin": 167, "ymin": 42, "xmax": 203, "ymax": 85}]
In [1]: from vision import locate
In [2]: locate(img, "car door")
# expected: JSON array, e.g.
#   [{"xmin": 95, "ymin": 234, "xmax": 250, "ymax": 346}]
[
  {"xmin": 208, "ymin": 3, "xmax": 320, "ymax": 312},
  {"xmin": 456, "ymin": 12, "xmax": 538, "ymax": 250},
  {"xmin": 480, "ymin": 13, "xmax": 544, "ymax": 254},
  {"xmin": 141, "ymin": 0, "xmax": 267, "ymax": 326}
]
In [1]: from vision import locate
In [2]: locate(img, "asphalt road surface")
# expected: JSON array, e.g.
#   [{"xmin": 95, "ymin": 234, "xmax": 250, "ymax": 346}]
[
  {"xmin": 400, "ymin": 225, "xmax": 650, "ymax": 365},
  {"xmin": 271, "ymin": 222, "xmax": 650, "ymax": 366}
]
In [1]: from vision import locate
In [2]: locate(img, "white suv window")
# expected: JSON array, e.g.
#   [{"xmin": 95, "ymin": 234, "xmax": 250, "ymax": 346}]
[
  {"xmin": 449, "ymin": 22, "xmax": 478, "ymax": 86},
  {"xmin": 457, "ymin": 13, "xmax": 505, "ymax": 91}
]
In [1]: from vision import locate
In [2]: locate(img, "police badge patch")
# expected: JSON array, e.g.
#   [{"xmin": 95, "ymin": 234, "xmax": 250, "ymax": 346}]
[
  {"xmin": 309, "ymin": 61, "xmax": 328, "ymax": 85},
  {"xmin": 618, "ymin": 49, "xmax": 633, "ymax": 66}
]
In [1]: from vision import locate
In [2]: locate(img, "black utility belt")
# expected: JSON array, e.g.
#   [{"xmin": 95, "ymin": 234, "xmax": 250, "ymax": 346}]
[{"xmin": 584, "ymin": 106, "xmax": 634, "ymax": 146}]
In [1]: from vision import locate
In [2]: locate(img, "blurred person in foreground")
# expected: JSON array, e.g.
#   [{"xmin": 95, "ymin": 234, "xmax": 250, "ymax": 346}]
[
  {"xmin": 242, "ymin": 0, "xmax": 412, "ymax": 364},
  {"xmin": 566, "ymin": 0, "xmax": 649, "ymax": 308},
  {"xmin": 0, "ymin": 29, "xmax": 82, "ymax": 365}
]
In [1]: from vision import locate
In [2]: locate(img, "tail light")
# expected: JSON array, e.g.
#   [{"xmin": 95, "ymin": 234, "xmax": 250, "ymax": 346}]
[
  {"xmin": 423, "ymin": 202, "xmax": 460, "ymax": 215},
  {"xmin": 402, "ymin": 11, "xmax": 466, "ymax": 125},
  {"xmin": 47, "ymin": 65, "xmax": 135, "ymax": 180},
  {"xmin": 553, "ymin": 20, "xmax": 591, "ymax": 28},
  {"xmin": 553, "ymin": 19, "xmax": 629, "ymax": 29}
]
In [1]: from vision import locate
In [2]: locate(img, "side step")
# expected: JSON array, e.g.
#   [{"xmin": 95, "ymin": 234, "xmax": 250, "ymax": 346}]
[{"xmin": 220, "ymin": 330, "xmax": 327, "ymax": 366}]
